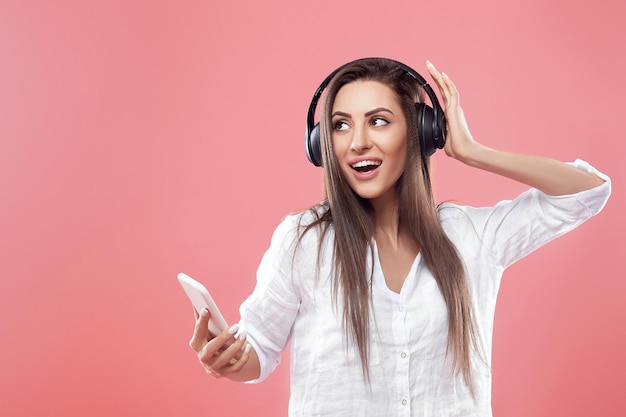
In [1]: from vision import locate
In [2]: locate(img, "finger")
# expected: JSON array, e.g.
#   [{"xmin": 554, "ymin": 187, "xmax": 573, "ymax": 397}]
[
  {"xmin": 425, "ymin": 60, "xmax": 441, "ymax": 80},
  {"xmin": 203, "ymin": 329, "xmax": 246, "ymax": 375},
  {"xmin": 208, "ymin": 327, "xmax": 248, "ymax": 372},
  {"xmin": 426, "ymin": 61, "xmax": 446, "ymax": 90},
  {"xmin": 197, "ymin": 325, "xmax": 239, "ymax": 379},
  {"xmin": 440, "ymin": 72, "xmax": 460, "ymax": 106},
  {"xmin": 189, "ymin": 307, "xmax": 211, "ymax": 352},
  {"xmin": 222, "ymin": 343, "xmax": 252, "ymax": 376},
  {"xmin": 200, "ymin": 323, "xmax": 239, "ymax": 358},
  {"xmin": 426, "ymin": 60, "xmax": 451, "ymax": 105},
  {"xmin": 203, "ymin": 363, "xmax": 219, "ymax": 378}
]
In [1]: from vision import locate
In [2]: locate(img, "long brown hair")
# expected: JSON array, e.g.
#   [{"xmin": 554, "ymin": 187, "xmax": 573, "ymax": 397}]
[{"xmin": 301, "ymin": 58, "xmax": 479, "ymax": 389}]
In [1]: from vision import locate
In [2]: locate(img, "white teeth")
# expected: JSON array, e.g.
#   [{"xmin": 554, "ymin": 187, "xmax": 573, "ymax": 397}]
[{"xmin": 351, "ymin": 160, "xmax": 381, "ymax": 168}]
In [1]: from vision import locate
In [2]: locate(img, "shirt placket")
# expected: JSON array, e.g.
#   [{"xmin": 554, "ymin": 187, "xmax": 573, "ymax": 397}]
[{"xmin": 393, "ymin": 301, "xmax": 411, "ymax": 416}]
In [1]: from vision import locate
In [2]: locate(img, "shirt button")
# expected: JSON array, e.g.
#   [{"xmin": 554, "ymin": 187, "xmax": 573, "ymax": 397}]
[
  {"xmin": 397, "ymin": 305, "xmax": 404, "ymax": 312},
  {"xmin": 401, "ymin": 399, "xmax": 408, "ymax": 406},
  {"xmin": 401, "ymin": 352, "xmax": 407, "ymax": 359}
]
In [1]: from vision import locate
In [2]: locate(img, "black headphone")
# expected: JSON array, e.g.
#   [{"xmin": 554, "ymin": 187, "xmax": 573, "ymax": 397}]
[{"xmin": 304, "ymin": 58, "xmax": 447, "ymax": 167}]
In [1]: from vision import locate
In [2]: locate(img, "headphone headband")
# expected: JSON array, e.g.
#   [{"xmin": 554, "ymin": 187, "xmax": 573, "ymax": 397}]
[{"xmin": 304, "ymin": 58, "xmax": 446, "ymax": 167}]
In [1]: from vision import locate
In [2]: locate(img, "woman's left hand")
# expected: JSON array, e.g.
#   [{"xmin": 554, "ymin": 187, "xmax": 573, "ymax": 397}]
[
  {"xmin": 425, "ymin": 61, "xmax": 479, "ymax": 162},
  {"xmin": 425, "ymin": 60, "xmax": 606, "ymax": 195}
]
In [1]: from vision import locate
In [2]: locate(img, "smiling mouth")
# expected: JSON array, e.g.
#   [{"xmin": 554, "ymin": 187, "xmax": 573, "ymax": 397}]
[{"xmin": 351, "ymin": 160, "xmax": 382, "ymax": 173}]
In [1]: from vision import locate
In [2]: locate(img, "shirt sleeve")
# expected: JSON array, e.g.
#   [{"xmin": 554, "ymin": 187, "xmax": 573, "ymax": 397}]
[
  {"xmin": 238, "ymin": 214, "xmax": 303, "ymax": 383},
  {"xmin": 443, "ymin": 159, "xmax": 611, "ymax": 269}
]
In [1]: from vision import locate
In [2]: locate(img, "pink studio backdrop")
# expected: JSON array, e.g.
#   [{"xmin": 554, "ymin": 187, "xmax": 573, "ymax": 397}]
[{"xmin": 0, "ymin": 0, "xmax": 624, "ymax": 416}]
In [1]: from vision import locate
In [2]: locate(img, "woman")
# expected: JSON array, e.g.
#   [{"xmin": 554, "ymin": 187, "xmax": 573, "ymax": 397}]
[{"xmin": 189, "ymin": 58, "xmax": 610, "ymax": 416}]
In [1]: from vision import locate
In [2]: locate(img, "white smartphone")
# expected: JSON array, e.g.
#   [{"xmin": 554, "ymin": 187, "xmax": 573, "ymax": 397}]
[{"xmin": 177, "ymin": 272, "xmax": 228, "ymax": 336}]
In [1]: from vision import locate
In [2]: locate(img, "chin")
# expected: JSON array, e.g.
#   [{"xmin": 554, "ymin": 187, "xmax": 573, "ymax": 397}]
[{"xmin": 351, "ymin": 187, "xmax": 394, "ymax": 202}]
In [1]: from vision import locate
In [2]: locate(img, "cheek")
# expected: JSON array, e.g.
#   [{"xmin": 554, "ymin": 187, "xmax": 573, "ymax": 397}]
[
  {"xmin": 330, "ymin": 138, "xmax": 351, "ymax": 174},
  {"xmin": 331, "ymin": 133, "xmax": 339, "ymax": 151},
  {"xmin": 389, "ymin": 139, "xmax": 409, "ymax": 178},
  {"xmin": 392, "ymin": 157, "xmax": 407, "ymax": 180},
  {"xmin": 331, "ymin": 136, "xmax": 347, "ymax": 159},
  {"xmin": 390, "ymin": 135, "xmax": 408, "ymax": 163}
]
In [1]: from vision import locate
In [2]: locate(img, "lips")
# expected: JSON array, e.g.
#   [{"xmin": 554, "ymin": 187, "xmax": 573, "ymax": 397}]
[{"xmin": 350, "ymin": 159, "xmax": 382, "ymax": 173}]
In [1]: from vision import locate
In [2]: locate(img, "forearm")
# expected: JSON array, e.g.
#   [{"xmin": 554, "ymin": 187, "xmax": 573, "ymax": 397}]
[
  {"xmin": 457, "ymin": 143, "xmax": 606, "ymax": 196},
  {"xmin": 425, "ymin": 62, "xmax": 605, "ymax": 196}
]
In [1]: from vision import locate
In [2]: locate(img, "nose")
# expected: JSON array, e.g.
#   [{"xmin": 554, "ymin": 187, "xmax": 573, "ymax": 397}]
[{"xmin": 350, "ymin": 124, "xmax": 372, "ymax": 152}]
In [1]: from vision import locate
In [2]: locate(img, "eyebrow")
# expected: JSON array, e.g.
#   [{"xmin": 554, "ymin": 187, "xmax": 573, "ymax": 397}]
[{"xmin": 331, "ymin": 107, "xmax": 395, "ymax": 118}]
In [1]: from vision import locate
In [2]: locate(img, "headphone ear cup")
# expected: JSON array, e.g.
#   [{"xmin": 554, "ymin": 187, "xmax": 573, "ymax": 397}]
[
  {"xmin": 306, "ymin": 123, "xmax": 323, "ymax": 167},
  {"xmin": 415, "ymin": 103, "xmax": 436, "ymax": 157}
]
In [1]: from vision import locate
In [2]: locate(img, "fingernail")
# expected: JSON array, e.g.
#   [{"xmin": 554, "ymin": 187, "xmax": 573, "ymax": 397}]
[
  {"xmin": 201, "ymin": 308, "xmax": 209, "ymax": 317},
  {"xmin": 235, "ymin": 328, "xmax": 248, "ymax": 341},
  {"xmin": 244, "ymin": 344, "xmax": 251, "ymax": 353},
  {"xmin": 228, "ymin": 324, "xmax": 239, "ymax": 335}
]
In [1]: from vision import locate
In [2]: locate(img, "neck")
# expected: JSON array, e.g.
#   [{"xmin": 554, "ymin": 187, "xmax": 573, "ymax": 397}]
[{"xmin": 371, "ymin": 192, "xmax": 401, "ymax": 246}]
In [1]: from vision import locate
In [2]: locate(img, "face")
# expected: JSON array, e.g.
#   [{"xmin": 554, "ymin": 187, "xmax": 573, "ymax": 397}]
[{"xmin": 331, "ymin": 80, "xmax": 408, "ymax": 204}]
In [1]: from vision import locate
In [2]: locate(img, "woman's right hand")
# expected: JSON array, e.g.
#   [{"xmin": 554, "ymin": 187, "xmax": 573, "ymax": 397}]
[{"xmin": 189, "ymin": 308, "xmax": 252, "ymax": 379}]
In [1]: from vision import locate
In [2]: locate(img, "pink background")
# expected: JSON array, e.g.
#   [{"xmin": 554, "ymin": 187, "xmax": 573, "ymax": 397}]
[{"xmin": 1, "ymin": 0, "xmax": 624, "ymax": 415}]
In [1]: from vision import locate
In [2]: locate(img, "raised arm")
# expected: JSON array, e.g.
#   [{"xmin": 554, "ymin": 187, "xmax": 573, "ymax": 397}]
[{"xmin": 425, "ymin": 61, "xmax": 605, "ymax": 196}]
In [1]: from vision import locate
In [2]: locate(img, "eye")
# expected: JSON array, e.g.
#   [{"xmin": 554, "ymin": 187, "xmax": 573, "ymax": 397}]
[
  {"xmin": 371, "ymin": 117, "xmax": 389, "ymax": 127},
  {"xmin": 333, "ymin": 120, "xmax": 350, "ymax": 131}
]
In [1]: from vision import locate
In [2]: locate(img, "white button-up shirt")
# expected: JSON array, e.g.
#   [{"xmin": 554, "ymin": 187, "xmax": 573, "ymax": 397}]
[{"xmin": 239, "ymin": 160, "xmax": 611, "ymax": 416}]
